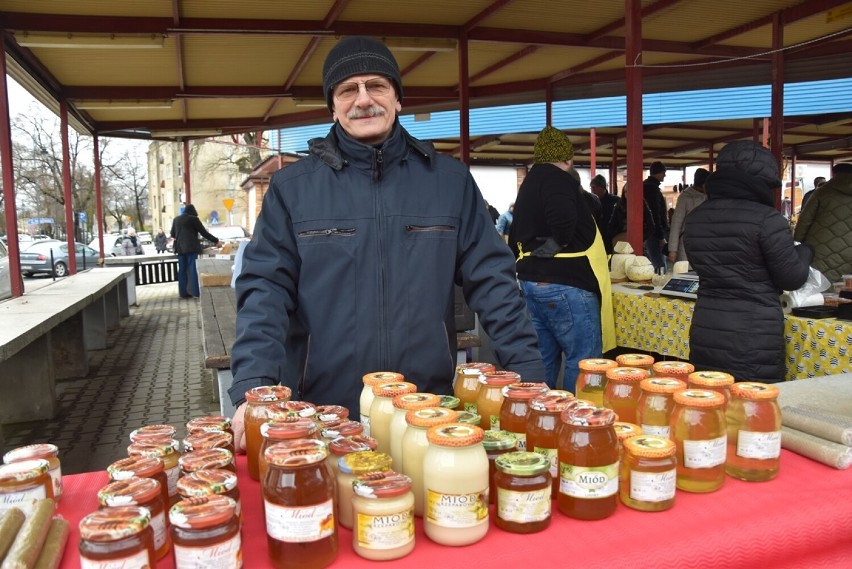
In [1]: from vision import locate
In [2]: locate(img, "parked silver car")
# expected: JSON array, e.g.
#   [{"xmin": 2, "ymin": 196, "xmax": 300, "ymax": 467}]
[
  {"xmin": 19, "ymin": 240, "xmax": 100, "ymax": 277},
  {"xmin": 89, "ymin": 235, "xmax": 124, "ymax": 257},
  {"xmin": 0, "ymin": 239, "xmax": 11, "ymax": 299}
]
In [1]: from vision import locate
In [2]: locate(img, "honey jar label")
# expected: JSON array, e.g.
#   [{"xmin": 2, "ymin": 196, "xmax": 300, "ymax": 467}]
[
  {"xmin": 81, "ymin": 549, "xmax": 151, "ymax": 568},
  {"xmin": 641, "ymin": 424, "xmax": 670, "ymax": 439},
  {"xmin": 496, "ymin": 487, "xmax": 551, "ymax": 522},
  {"xmin": 490, "ymin": 416, "xmax": 501, "ymax": 430},
  {"xmin": 629, "ymin": 469, "xmax": 676, "ymax": 502},
  {"xmin": 265, "ymin": 499, "xmax": 335, "ymax": 543},
  {"xmin": 532, "ymin": 447, "xmax": 558, "ymax": 479},
  {"xmin": 166, "ymin": 465, "xmax": 181, "ymax": 497},
  {"xmin": 174, "ymin": 533, "xmax": 243, "ymax": 568},
  {"xmin": 356, "ymin": 508, "xmax": 415, "ymax": 549},
  {"xmin": 0, "ymin": 485, "xmax": 47, "ymax": 517},
  {"xmin": 559, "ymin": 463, "xmax": 619, "ymax": 499},
  {"xmin": 151, "ymin": 510, "xmax": 168, "ymax": 551},
  {"xmin": 736, "ymin": 431, "xmax": 781, "ymax": 460},
  {"xmin": 683, "ymin": 435, "xmax": 727, "ymax": 468},
  {"xmin": 514, "ymin": 433, "xmax": 527, "ymax": 451},
  {"xmin": 361, "ymin": 415, "xmax": 371, "ymax": 437},
  {"xmin": 426, "ymin": 490, "xmax": 488, "ymax": 527},
  {"xmin": 48, "ymin": 466, "xmax": 63, "ymax": 498}
]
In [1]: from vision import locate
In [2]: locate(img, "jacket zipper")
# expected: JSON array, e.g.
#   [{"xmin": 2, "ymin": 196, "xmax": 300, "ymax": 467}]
[
  {"xmin": 373, "ymin": 148, "xmax": 388, "ymax": 368},
  {"xmin": 405, "ymin": 224, "xmax": 455, "ymax": 233}
]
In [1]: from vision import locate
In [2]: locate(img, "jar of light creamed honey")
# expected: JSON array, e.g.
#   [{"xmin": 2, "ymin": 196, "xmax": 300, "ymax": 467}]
[
  {"xmin": 360, "ymin": 372, "xmax": 405, "ymax": 435},
  {"xmin": 352, "ymin": 471, "xmax": 415, "ymax": 561},
  {"xmin": 671, "ymin": 389, "xmax": 727, "ymax": 493},
  {"xmin": 726, "ymin": 382, "xmax": 782, "ymax": 482},
  {"xmin": 401, "ymin": 408, "xmax": 458, "ymax": 517}
]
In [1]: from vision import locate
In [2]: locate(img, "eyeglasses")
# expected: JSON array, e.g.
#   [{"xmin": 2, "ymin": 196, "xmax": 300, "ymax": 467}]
[{"xmin": 333, "ymin": 78, "xmax": 392, "ymax": 101}]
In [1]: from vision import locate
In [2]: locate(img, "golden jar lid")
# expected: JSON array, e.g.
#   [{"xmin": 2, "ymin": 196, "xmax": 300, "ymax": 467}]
[
  {"xmin": 392, "ymin": 393, "xmax": 441, "ymax": 410},
  {"xmin": 372, "ymin": 381, "xmax": 417, "ymax": 398},
  {"xmin": 613, "ymin": 422, "xmax": 642, "ymax": 442},
  {"xmin": 605, "ymin": 367, "xmax": 649, "ymax": 382},
  {"xmin": 363, "ymin": 372, "xmax": 405, "ymax": 386},
  {"xmin": 688, "ymin": 371, "xmax": 734, "ymax": 387},
  {"xmin": 640, "ymin": 377, "xmax": 687, "ymax": 393},
  {"xmin": 730, "ymin": 382, "xmax": 779, "ymax": 400},
  {"xmin": 426, "ymin": 423, "xmax": 485, "ymax": 447},
  {"xmin": 578, "ymin": 358, "xmax": 618, "ymax": 372},
  {"xmin": 652, "ymin": 361, "xmax": 695, "ymax": 376},
  {"xmin": 624, "ymin": 435, "xmax": 676, "ymax": 458},
  {"xmin": 616, "ymin": 354, "xmax": 654, "ymax": 367},
  {"xmin": 674, "ymin": 389, "xmax": 726, "ymax": 407},
  {"xmin": 339, "ymin": 451, "xmax": 392, "ymax": 475}
]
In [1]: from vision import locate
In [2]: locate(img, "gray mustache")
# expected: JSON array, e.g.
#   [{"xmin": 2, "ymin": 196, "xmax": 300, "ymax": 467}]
[{"xmin": 347, "ymin": 107, "xmax": 386, "ymax": 119}]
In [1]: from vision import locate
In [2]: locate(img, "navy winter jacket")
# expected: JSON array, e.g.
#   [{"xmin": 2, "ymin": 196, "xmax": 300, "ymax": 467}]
[{"xmin": 230, "ymin": 121, "xmax": 545, "ymax": 415}]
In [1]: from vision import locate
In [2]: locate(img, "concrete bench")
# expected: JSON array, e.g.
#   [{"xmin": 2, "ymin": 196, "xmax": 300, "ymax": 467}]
[{"xmin": 0, "ymin": 267, "xmax": 133, "ymax": 423}]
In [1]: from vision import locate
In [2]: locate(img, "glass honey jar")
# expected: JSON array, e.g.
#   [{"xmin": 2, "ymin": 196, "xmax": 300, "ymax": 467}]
[
  {"xmin": 620, "ymin": 435, "xmax": 677, "ymax": 512},
  {"xmin": 186, "ymin": 415, "xmax": 233, "ymax": 437},
  {"xmin": 258, "ymin": 419, "xmax": 319, "ymax": 483},
  {"xmin": 389, "ymin": 393, "xmax": 441, "ymax": 472},
  {"xmin": 615, "ymin": 353, "xmax": 655, "ymax": 375},
  {"xmin": 327, "ymin": 436, "xmax": 378, "ymax": 482},
  {"xmin": 494, "ymin": 452, "xmax": 552, "ymax": 534},
  {"xmin": 170, "ymin": 495, "xmax": 242, "ymax": 568},
  {"xmin": 557, "ymin": 405, "xmax": 619, "ymax": 520},
  {"xmin": 3, "ymin": 443, "xmax": 62, "ymax": 501},
  {"xmin": 337, "ymin": 451, "xmax": 393, "ymax": 531},
  {"xmin": 671, "ymin": 389, "xmax": 727, "ymax": 493},
  {"xmin": 78, "ymin": 505, "xmax": 155, "ymax": 568},
  {"xmin": 726, "ymin": 382, "xmax": 782, "ymax": 482},
  {"xmin": 177, "ymin": 469, "xmax": 242, "ymax": 522},
  {"xmin": 454, "ymin": 362, "xmax": 496, "ymax": 413},
  {"xmin": 603, "ymin": 367, "xmax": 649, "ymax": 424},
  {"xmin": 499, "ymin": 382, "xmax": 548, "ymax": 451},
  {"xmin": 613, "ymin": 422, "xmax": 642, "ymax": 459},
  {"xmin": 129, "ymin": 424, "xmax": 177, "ymax": 443},
  {"xmin": 423, "ymin": 424, "xmax": 489, "ymax": 546},
  {"xmin": 482, "ymin": 430, "xmax": 517, "ymax": 504},
  {"xmin": 476, "ymin": 371, "xmax": 520, "ymax": 430},
  {"xmin": 651, "ymin": 361, "xmax": 694, "ymax": 381},
  {"xmin": 179, "ymin": 448, "xmax": 235, "ymax": 477},
  {"xmin": 401, "ymin": 408, "xmax": 458, "ymax": 517},
  {"xmin": 108, "ymin": 456, "xmax": 170, "ymax": 519},
  {"xmin": 360, "ymin": 372, "xmax": 405, "ymax": 435},
  {"xmin": 0, "ymin": 459, "xmax": 52, "ymax": 516},
  {"xmin": 127, "ymin": 439, "xmax": 181, "ymax": 506},
  {"xmin": 244, "ymin": 385, "xmax": 292, "ymax": 481},
  {"xmin": 263, "ymin": 439, "xmax": 337, "ymax": 569},
  {"xmin": 687, "ymin": 371, "xmax": 734, "ymax": 404},
  {"xmin": 576, "ymin": 358, "xmax": 617, "ymax": 407},
  {"xmin": 638, "ymin": 377, "xmax": 687, "ymax": 439},
  {"xmin": 527, "ymin": 393, "xmax": 581, "ymax": 497},
  {"xmin": 352, "ymin": 471, "xmax": 415, "ymax": 561},
  {"xmin": 369, "ymin": 382, "xmax": 417, "ymax": 456},
  {"xmin": 98, "ymin": 477, "xmax": 170, "ymax": 560}
]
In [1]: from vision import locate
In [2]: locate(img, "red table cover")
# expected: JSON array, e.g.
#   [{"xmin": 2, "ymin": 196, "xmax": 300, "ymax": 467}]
[{"xmin": 58, "ymin": 450, "xmax": 851, "ymax": 568}]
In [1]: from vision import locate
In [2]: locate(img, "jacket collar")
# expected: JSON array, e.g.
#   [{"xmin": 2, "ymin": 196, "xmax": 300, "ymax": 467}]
[
  {"xmin": 308, "ymin": 119, "xmax": 434, "ymax": 172},
  {"xmin": 706, "ymin": 168, "xmax": 775, "ymax": 207}
]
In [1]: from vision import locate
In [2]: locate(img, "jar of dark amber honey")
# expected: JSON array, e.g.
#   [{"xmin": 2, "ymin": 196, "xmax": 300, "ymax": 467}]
[
  {"xmin": 499, "ymin": 382, "xmax": 548, "ymax": 451},
  {"xmin": 79, "ymin": 506, "xmax": 155, "ymax": 568},
  {"xmin": 108, "ymin": 456, "xmax": 169, "ymax": 520},
  {"xmin": 494, "ymin": 452, "xmax": 552, "ymax": 533},
  {"xmin": 170, "ymin": 495, "xmax": 242, "ymax": 568},
  {"xmin": 244, "ymin": 385, "xmax": 292, "ymax": 481},
  {"xmin": 3, "ymin": 443, "xmax": 62, "ymax": 500}
]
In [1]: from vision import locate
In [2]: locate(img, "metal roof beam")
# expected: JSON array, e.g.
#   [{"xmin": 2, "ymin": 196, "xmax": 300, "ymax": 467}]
[
  {"xmin": 469, "ymin": 45, "xmax": 538, "ymax": 84},
  {"xmin": 584, "ymin": 0, "xmax": 684, "ymax": 42},
  {"xmin": 62, "ymin": 85, "xmax": 458, "ymax": 100},
  {"xmin": 463, "ymin": 0, "xmax": 514, "ymax": 31}
]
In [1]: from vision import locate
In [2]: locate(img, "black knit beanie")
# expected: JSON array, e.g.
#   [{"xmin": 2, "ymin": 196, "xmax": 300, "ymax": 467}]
[{"xmin": 323, "ymin": 36, "xmax": 403, "ymax": 111}]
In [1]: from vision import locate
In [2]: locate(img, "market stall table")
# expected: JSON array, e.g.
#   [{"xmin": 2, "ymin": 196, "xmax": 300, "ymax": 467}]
[
  {"xmin": 612, "ymin": 284, "xmax": 852, "ymax": 380},
  {"xmin": 55, "ymin": 450, "xmax": 851, "ymax": 568}
]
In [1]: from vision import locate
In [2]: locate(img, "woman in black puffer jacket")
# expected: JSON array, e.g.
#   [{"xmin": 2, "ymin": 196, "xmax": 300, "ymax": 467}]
[{"xmin": 683, "ymin": 141, "xmax": 813, "ymax": 383}]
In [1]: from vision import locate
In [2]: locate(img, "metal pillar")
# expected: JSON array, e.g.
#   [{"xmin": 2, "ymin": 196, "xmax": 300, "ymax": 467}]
[
  {"xmin": 546, "ymin": 83, "xmax": 553, "ymax": 127},
  {"xmin": 183, "ymin": 140, "xmax": 192, "ymax": 203},
  {"xmin": 611, "ymin": 136, "xmax": 618, "ymax": 194},
  {"xmin": 590, "ymin": 128, "xmax": 597, "ymax": 177},
  {"xmin": 708, "ymin": 142, "xmax": 715, "ymax": 170},
  {"xmin": 458, "ymin": 33, "xmax": 470, "ymax": 165},
  {"xmin": 59, "ymin": 99, "xmax": 76, "ymax": 274},
  {"xmin": 771, "ymin": 12, "xmax": 785, "ymax": 212},
  {"xmin": 94, "ymin": 135, "xmax": 105, "ymax": 261},
  {"xmin": 790, "ymin": 150, "xmax": 797, "ymax": 212},
  {"xmin": 625, "ymin": 0, "xmax": 644, "ymax": 254},
  {"xmin": 0, "ymin": 37, "xmax": 24, "ymax": 296}
]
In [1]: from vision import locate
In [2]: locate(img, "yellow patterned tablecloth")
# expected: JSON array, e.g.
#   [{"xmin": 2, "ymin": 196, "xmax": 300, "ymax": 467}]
[{"xmin": 612, "ymin": 288, "xmax": 852, "ymax": 381}]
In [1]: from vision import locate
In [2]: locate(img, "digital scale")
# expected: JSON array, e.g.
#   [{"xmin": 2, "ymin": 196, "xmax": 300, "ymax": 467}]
[{"xmin": 659, "ymin": 272, "xmax": 700, "ymax": 300}]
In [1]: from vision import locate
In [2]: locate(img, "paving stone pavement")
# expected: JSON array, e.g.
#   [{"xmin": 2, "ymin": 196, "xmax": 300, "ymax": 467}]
[{"xmin": 0, "ymin": 282, "xmax": 221, "ymax": 474}]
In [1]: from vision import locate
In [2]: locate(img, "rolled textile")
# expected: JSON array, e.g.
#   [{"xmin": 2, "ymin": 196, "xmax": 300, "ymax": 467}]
[
  {"xmin": 781, "ymin": 426, "xmax": 852, "ymax": 470},
  {"xmin": 782, "ymin": 404, "xmax": 852, "ymax": 446}
]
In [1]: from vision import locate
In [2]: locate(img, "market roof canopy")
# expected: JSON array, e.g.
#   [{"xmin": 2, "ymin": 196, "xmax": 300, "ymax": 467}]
[{"xmin": 2, "ymin": 0, "xmax": 851, "ymax": 164}]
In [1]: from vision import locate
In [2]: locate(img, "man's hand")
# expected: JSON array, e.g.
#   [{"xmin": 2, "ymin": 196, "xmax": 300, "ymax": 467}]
[
  {"xmin": 231, "ymin": 402, "xmax": 248, "ymax": 454},
  {"xmin": 667, "ymin": 252, "xmax": 677, "ymax": 263}
]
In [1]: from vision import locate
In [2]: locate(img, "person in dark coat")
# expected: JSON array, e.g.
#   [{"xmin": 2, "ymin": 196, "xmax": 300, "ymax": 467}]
[
  {"xmin": 153, "ymin": 228, "xmax": 168, "ymax": 254},
  {"xmin": 590, "ymin": 174, "xmax": 618, "ymax": 251},
  {"xmin": 643, "ymin": 161, "xmax": 669, "ymax": 272},
  {"xmin": 683, "ymin": 140, "xmax": 813, "ymax": 383},
  {"xmin": 169, "ymin": 204, "xmax": 220, "ymax": 298},
  {"xmin": 607, "ymin": 183, "xmax": 656, "ymax": 249}
]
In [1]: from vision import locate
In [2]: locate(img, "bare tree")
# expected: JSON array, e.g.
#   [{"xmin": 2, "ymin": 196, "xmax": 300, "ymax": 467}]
[{"xmin": 101, "ymin": 145, "xmax": 149, "ymax": 232}]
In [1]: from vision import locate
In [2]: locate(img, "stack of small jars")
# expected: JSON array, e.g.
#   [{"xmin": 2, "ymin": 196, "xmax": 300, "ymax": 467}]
[{"xmin": 78, "ymin": 416, "xmax": 242, "ymax": 568}]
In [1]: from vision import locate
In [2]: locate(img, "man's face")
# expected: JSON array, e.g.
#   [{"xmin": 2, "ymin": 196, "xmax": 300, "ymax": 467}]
[
  {"xmin": 654, "ymin": 171, "xmax": 666, "ymax": 182},
  {"xmin": 590, "ymin": 183, "xmax": 605, "ymax": 197},
  {"xmin": 331, "ymin": 74, "xmax": 401, "ymax": 145}
]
